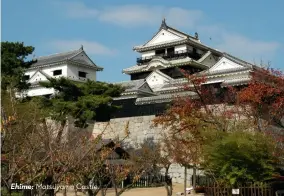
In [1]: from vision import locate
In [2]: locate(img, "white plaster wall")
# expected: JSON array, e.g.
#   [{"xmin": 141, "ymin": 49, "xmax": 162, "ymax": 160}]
[
  {"xmin": 26, "ymin": 86, "xmax": 55, "ymax": 96},
  {"xmin": 25, "ymin": 70, "xmax": 36, "ymax": 78},
  {"xmin": 25, "ymin": 64, "xmax": 68, "ymax": 83},
  {"xmin": 201, "ymin": 54, "xmax": 217, "ymax": 67},
  {"xmin": 67, "ymin": 64, "xmax": 96, "ymax": 82},
  {"xmin": 23, "ymin": 64, "xmax": 97, "ymax": 97},
  {"xmin": 48, "ymin": 64, "xmax": 68, "ymax": 78},
  {"xmin": 141, "ymin": 51, "xmax": 155, "ymax": 58},
  {"xmin": 175, "ymin": 45, "xmax": 187, "ymax": 53},
  {"xmin": 187, "ymin": 45, "xmax": 193, "ymax": 51}
]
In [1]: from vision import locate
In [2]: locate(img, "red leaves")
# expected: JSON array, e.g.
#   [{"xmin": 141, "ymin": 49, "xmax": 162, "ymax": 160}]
[{"xmin": 239, "ymin": 68, "xmax": 284, "ymax": 120}]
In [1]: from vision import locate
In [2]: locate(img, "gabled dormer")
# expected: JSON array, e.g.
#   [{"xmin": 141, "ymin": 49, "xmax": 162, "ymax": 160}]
[{"xmin": 145, "ymin": 69, "xmax": 173, "ymax": 91}]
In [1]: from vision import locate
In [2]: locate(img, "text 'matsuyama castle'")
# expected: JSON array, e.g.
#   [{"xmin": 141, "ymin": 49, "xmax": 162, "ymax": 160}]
[{"xmin": 25, "ymin": 19, "xmax": 254, "ymax": 118}]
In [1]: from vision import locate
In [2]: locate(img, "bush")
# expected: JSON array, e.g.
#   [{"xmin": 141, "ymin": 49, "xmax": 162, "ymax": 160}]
[{"xmin": 202, "ymin": 130, "xmax": 278, "ymax": 186}]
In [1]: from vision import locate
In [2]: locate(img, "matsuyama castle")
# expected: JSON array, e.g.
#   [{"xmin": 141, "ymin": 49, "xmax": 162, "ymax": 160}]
[
  {"xmin": 111, "ymin": 19, "xmax": 253, "ymax": 118},
  {"xmin": 24, "ymin": 19, "xmax": 253, "ymax": 118}
]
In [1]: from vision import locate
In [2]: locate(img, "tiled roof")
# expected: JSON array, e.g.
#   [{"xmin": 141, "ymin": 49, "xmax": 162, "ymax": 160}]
[
  {"xmin": 137, "ymin": 19, "xmax": 200, "ymax": 50},
  {"xmin": 197, "ymin": 51, "xmax": 212, "ymax": 63},
  {"xmin": 32, "ymin": 49, "xmax": 82, "ymax": 67},
  {"xmin": 204, "ymin": 67, "xmax": 251, "ymax": 77},
  {"xmin": 221, "ymin": 77, "xmax": 251, "ymax": 87},
  {"xmin": 135, "ymin": 91, "xmax": 197, "ymax": 105},
  {"xmin": 123, "ymin": 57, "xmax": 197, "ymax": 74},
  {"xmin": 31, "ymin": 47, "xmax": 103, "ymax": 70},
  {"xmin": 115, "ymin": 79, "xmax": 145, "ymax": 92}
]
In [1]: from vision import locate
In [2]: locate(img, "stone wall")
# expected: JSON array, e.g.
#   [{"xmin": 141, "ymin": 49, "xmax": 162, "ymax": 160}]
[
  {"xmin": 93, "ymin": 115, "xmax": 161, "ymax": 147},
  {"xmin": 92, "ymin": 115, "xmax": 203, "ymax": 185}
]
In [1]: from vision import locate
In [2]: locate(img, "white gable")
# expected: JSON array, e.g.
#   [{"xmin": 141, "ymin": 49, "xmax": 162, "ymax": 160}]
[
  {"xmin": 146, "ymin": 70, "xmax": 172, "ymax": 91},
  {"xmin": 28, "ymin": 70, "xmax": 49, "ymax": 84},
  {"xmin": 145, "ymin": 29, "xmax": 185, "ymax": 46},
  {"xmin": 70, "ymin": 51, "xmax": 95, "ymax": 66},
  {"xmin": 209, "ymin": 57, "xmax": 244, "ymax": 72}
]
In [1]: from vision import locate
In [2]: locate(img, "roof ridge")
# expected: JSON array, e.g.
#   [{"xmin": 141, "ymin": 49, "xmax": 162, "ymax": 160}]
[
  {"xmin": 159, "ymin": 18, "xmax": 197, "ymax": 40},
  {"xmin": 114, "ymin": 79, "xmax": 145, "ymax": 84},
  {"xmin": 35, "ymin": 48, "xmax": 82, "ymax": 60},
  {"xmin": 223, "ymin": 53, "xmax": 253, "ymax": 67},
  {"xmin": 197, "ymin": 51, "xmax": 212, "ymax": 63},
  {"xmin": 167, "ymin": 26, "xmax": 197, "ymax": 40}
]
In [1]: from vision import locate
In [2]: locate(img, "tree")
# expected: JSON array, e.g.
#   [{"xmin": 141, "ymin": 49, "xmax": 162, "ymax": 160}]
[
  {"xmin": 153, "ymin": 68, "xmax": 281, "ymax": 191},
  {"xmin": 38, "ymin": 78, "xmax": 124, "ymax": 143},
  {"xmin": 153, "ymin": 72, "xmax": 247, "ymax": 193},
  {"xmin": 1, "ymin": 95, "xmax": 106, "ymax": 196},
  {"xmin": 202, "ymin": 130, "xmax": 278, "ymax": 186},
  {"xmin": 1, "ymin": 41, "xmax": 35, "ymax": 91},
  {"xmin": 239, "ymin": 68, "xmax": 284, "ymax": 163},
  {"xmin": 239, "ymin": 68, "xmax": 284, "ymax": 127}
]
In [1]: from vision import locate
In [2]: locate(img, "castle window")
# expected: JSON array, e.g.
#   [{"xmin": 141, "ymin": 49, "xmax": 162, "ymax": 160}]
[
  {"xmin": 78, "ymin": 71, "xmax": 87, "ymax": 78},
  {"xmin": 23, "ymin": 75, "xmax": 30, "ymax": 80},
  {"xmin": 155, "ymin": 49, "xmax": 165, "ymax": 56},
  {"xmin": 53, "ymin": 69, "xmax": 62, "ymax": 76},
  {"xmin": 167, "ymin": 47, "xmax": 175, "ymax": 55}
]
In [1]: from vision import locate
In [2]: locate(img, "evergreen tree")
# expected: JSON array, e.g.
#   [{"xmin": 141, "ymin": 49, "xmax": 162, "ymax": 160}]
[
  {"xmin": 39, "ymin": 78, "xmax": 124, "ymax": 128},
  {"xmin": 1, "ymin": 41, "xmax": 35, "ymax": 91}
]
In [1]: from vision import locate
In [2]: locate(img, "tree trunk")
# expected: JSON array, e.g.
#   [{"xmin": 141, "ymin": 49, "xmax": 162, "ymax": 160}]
[
  {"xmin": 192, "ymin": 165, "xmax": 197, "ymax": 189},
  {"xmin": 55, "ymin": 120, "xmax": 66, "ymax": 144},
  {"xmin": 112, "ymin": 177, "xmax": 118, "ymax": 196},
  {"xmin": 184, "ymin": 167, "xmax": 187, "ymax": 195},
  {"xmin": 164, "ymin": 165, "xmax": 173, "ymax": 196},
  {"xmin": 191, "ymin": 165, "xmax": 197, "ymax": 194}
]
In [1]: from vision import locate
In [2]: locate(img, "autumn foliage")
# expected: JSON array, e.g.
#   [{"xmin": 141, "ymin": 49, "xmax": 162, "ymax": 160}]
[{"xmin": 154, "ymin": 67, "xmax": 284, "ymax": 186}]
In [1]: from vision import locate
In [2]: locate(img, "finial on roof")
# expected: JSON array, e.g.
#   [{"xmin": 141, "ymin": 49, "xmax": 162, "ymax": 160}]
[
  {"xmin": 195, "ymin": 32, "xmax": 199, "ymax": 39},
  {"xmin": 160, "ymin": 17, "xmax": 167, "ymax": 30},
  {"xmin": 80, "ymin": 45, "xmax": 83, "ymax": 50}
]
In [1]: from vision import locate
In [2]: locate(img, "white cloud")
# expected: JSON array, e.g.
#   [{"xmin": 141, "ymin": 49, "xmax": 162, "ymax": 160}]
[
  {"xmin": 53, "ymin": 2, "xmax": 280, "ymax": 62},
  {"xmin": 98, "ymin": 5, "xmax": 163, "ymax": 26},
  {"xmin": 48, "ymin": 40, "xmax": 116, "ymax": 56},
  {"xmin": 166, "ymin": 8, "xmax": 203, "ymax": 29},
  {"xmin": 56, "ymin": 2, "xmax": 203, "ymax": 27},
  {"xmin": 194, "ymin": 25, "xmax": 280, "ymax": 62},
  {"xmin": 53, "ymin": 2, "xmax": 99, "ymax": 18},
  {"xmin": 215, "ymin": 33, "xmax": 280, "ymax": 63}
]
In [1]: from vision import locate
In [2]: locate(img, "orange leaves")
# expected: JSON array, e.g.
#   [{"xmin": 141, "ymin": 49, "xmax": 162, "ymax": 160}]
[
  {"xmin": 239, "ymin": 68, "xmax": 284, "ymax": 121},
  {"xmin": 1, "ymin": 115, "xmax": 16, "ymax": 130}
]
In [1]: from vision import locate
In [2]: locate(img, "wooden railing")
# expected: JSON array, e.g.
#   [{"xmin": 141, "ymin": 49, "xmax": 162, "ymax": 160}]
[
  {"xmin": 122, "ymin": 174, "xmax": 166, "ymax": 188},
  {"xmin": 136, "ymin": 50, "xmax": 202, "ymax": 65},
  {"xmin": 204, "ymin": 183, "xmax": 274, "ymax": 196}
]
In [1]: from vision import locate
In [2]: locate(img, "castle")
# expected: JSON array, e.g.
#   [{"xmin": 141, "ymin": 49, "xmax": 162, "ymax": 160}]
[
  {"xmin": 25, "ymin": 19, "xmax": 256, "ymax": 184},
  {"xmin": 112, "ymin": 19, "xmax": 253, "ymax": 118}
]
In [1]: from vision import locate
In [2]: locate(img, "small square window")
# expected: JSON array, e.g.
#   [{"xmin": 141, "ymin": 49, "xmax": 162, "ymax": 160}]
[
  {"xmin": 53, "ymin": 70, "xmax": 62, "ymax": 76},
  {"xmin": 23, "ymin": 75, "xmax": 30, "ymax": 80},
  {"xmin": 78, "ymin": 71, "xmax": 87, "ymax": 78}
]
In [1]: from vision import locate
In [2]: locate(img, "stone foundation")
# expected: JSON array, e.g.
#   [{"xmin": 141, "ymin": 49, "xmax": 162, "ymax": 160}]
[{"xmin": 91, "ymin": 115, "xmax": 204, "ymax": 186}]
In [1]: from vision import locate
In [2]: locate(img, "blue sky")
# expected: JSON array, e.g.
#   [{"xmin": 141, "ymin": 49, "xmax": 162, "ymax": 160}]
[{"xmin": 2, "ymin": 0, "xmax": 284, "ymax": 82}]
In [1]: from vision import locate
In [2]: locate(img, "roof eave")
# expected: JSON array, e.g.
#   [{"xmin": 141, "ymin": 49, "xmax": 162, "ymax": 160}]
[{"xmin": 67, "ymin": 60, "xmax": 104, "ymax": 71}]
